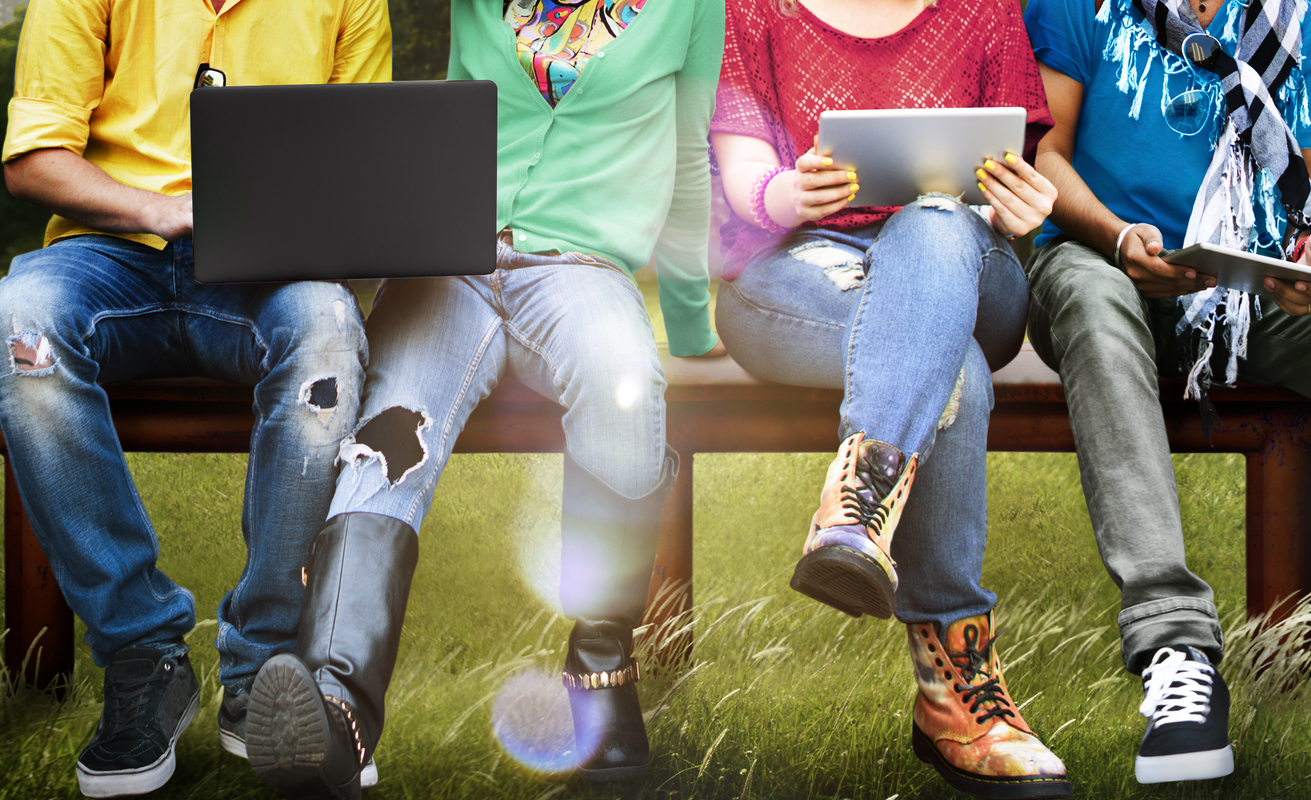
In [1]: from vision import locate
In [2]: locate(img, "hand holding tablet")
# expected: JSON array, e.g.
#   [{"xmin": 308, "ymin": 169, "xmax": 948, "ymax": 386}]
[
  {"xmin": 1163, "ymin": 243, "xmax": 1311, "ymax": 314},
  {"xmin": 809, "ymin": 107, "xmax": 1054, "ymax": 238},
  {"xmin": 815, "ymin": 107, "xmax": 1028, "ymax": 207}
]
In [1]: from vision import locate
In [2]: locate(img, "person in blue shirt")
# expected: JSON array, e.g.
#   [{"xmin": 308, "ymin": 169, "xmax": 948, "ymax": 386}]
[{"xmin": 1024, "ymin": 0, "xmax": 1311, "ymax": 784}]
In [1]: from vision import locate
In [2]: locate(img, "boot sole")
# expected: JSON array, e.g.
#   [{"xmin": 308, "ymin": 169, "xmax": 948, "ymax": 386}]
[
  {"xmin": 791, "ymin": 546, "xmax": 895, "ymax": 619},
  {"xmin": 247, "ymin": 654, "xmax": 353, "ymax": 800},
  {"xmin": 578, "ymin": 761, "xmax": 651, "ymax": 783},
  {"xmin": 912, "ymin": 723, "xmax": 1072, "ymax": 799}
]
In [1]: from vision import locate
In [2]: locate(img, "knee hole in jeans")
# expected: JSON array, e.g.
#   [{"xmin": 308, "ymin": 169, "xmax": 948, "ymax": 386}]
[
  {"xmin": 7, "ymin": 329, "xmax": 55, "ymax": 373},
  {"xmin": 348, "ymin": 407, "xmax": 428, "ymax": 484}
]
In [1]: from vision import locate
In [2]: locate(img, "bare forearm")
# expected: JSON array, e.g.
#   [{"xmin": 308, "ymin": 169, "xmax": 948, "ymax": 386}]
[
  {"xmin": 3, "ymin": 148, "xmax": 190, "ymax": 240},
  {"xmin": 1036, "ymin": 147, "xmax": 1125, "ymax": 259}
]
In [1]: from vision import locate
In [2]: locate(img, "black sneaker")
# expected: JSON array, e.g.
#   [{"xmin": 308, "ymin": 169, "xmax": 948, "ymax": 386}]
[
  {"xmin": 76, "ymin": 647, "xmax": 200, "ymax": 798},
  {"xmin": 226, "ymin": 677, "xmax": 380, "ymax": 787},
  {"xmin": 1135, "ymin": 645, "xmax": 1234, "ymax": 783},
  {"xmin": 219, "ymin": 685, "xmax": 250, "ymax": 759}
]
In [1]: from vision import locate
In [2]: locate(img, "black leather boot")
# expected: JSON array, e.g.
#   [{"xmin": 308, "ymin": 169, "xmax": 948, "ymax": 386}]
[
  {"xmin": 247, "ymin": 512, "xmax": 419, "ymax": 800},
  {"xmin": 560, "ymin": 447, "xmax": 677, "ymax": 782}
]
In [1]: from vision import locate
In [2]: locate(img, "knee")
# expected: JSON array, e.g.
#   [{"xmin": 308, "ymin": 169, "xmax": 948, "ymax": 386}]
[
  {"xmin": 569, "ymin": 339, "xmax": 666, "ymax": 417},
  {"xmin": 0, "ymin": 274, "xmax": 84, "ymax": 377},
  {"xmin": 888, "ymin": 196, "xmax": 991, "ymax": 248}
]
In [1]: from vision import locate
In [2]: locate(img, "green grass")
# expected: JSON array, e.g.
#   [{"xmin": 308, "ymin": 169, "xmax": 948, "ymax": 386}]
[{"xmin": 0, "ymin": 280, "xmax": 1306, "ymax": 799}]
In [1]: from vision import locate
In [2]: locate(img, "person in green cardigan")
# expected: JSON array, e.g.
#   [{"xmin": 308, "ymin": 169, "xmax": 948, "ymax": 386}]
[{"xmin": 243, "ymin": 0, "xmax": 726, "ymax": 796}]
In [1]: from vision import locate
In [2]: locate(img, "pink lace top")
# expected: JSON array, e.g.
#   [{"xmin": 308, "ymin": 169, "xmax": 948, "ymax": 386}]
[{"xmin": 713, "ymin": 0, "xmax": 1054, "ymax": 279}]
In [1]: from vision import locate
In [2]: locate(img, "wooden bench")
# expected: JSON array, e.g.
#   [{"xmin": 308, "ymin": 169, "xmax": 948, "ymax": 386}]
[{"xmin": 3, "ymin": 345, "xmax": 1309, "ymax": 688}]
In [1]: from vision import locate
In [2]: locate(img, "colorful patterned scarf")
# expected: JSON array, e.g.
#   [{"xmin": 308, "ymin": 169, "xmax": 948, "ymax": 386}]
[{"xmin": 506, "ymin": 0, "xmax": 648, "ymax": 106}]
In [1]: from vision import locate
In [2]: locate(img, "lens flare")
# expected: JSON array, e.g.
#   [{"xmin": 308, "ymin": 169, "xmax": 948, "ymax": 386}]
[
  {"xmin": 615, "ymin": 375, "xmax": 641, "ymax": 410},
  {"xmin": 492, "ymin": 669, "xmax": 595, "ymax": 774}
]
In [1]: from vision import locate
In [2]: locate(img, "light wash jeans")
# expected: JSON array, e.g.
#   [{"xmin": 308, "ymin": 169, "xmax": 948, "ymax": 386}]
[
  {"xmin": 0, "ymin": 235, "xmax": 367, "ymax": 687},
  {"xmin": 329, "ymin": 238, "xmax": 666, "ymax": 528},
  {"xmin": 715, "ymin": 198, "xmax": 1029, "ymax": 632},
  {"xmin": 1026, "ymin": 236, "xmax": 1311, "ymax": 673}
]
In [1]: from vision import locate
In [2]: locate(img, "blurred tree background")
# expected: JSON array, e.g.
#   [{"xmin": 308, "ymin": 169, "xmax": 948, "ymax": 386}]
[{"xmin": 0, "ymin": 0, "xmax": 452, "ymax": 273}]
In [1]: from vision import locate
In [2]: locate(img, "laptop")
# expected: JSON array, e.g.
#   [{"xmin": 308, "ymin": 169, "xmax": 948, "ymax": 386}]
[
  {"xmin": 815, "ymin": 107, "xmax": 1027, "ymax": 207},
  {"xmin": 190, "ymin": 80, "xmax": 496, "ymax": 283}
]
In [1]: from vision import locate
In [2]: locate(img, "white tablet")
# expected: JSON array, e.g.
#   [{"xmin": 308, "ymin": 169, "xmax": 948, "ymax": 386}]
[
  {"xmin": 815, "ymin": 107, "xmax": 1027, "ymax": 207},
  {"xmin": 1162, "ymin": 243, "xmax": 1311, "ymax": 297}
]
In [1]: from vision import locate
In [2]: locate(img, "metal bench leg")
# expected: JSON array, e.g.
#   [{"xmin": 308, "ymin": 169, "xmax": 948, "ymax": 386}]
[
  {"xmin": 1246, "ymin": 408, "xmax": 1311, "ymax": 621},
  {"xmin": 644, "ymin": 451, "xmax": 695, "ymax": 666},
  {"xmin": 4, "ymin": 461, "xmax": 75, "ymax": 691}
]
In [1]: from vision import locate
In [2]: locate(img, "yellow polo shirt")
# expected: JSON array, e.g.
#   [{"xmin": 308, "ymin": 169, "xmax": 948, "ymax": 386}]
[{"xmin": 3, "ymin": 0, "xmax": 392, "ymax": 249}]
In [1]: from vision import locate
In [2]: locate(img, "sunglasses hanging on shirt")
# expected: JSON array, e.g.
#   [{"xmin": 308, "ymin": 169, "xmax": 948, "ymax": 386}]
[
  {"xmin": 194, "ymin": 63, "xmax": 227, "ymax": 89},
  {"xmin": 1163, "ymin": 32, "xmax": 1225, "ymax": 137}
]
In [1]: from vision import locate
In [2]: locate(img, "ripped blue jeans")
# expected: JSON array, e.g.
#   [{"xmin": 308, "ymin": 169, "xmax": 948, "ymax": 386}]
[
  {"xmin": 328, "ymin": 239, "xmax": 666, "ymax": 527},
  {"xmin": 715, "ymin": 198, "xmax": 1028, "ymax": 630},
  {"xmin": 0, "ymin": 235, "xmax": 367, "ymax": 686}
]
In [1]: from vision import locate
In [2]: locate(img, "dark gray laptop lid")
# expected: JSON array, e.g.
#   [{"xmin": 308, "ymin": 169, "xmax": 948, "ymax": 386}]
[{"xmin": 190, "ymin": 80, "xmax": 496, "ymax": 283}]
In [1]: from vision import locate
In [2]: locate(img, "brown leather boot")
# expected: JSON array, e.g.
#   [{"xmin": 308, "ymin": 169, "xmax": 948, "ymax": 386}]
[
  {"xmin": 791, "ymin": 431, "xmax": 916, "ymax": 618},
  {"xmin": 909, "ymin": 612, "xmax": 1072, "ymax": 799}
]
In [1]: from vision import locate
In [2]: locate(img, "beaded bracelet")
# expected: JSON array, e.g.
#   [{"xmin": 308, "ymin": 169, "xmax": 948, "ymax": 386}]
[{"xmin": 749, "ymin": 165, "xmax": 791, "ymax": 234}]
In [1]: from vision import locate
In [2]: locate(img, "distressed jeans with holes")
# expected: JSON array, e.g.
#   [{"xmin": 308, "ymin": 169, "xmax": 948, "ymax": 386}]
[
  {"xmin": 0, "ymin": 235, "xmax": 366, "ymax": 687},
  {"xmin": 715, "ymin": 199, "xmax": 1029, "ymax": 632},
  {"xmin": 328, "ymin": 239, "xmax": 665, "ymax": 528}
]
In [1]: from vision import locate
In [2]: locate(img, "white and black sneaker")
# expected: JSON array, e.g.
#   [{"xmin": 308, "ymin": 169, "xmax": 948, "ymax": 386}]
[
  {"xmin": 1135, "ymin": 645, "xmax": 1234, "ymax": 784},
  {"xmin": 76, "ymin": 647, "xmax": 200, "ymax": 798},
  {"xmin": 225, "ymin": 679, "xmax": 380, "ymax": 788},
  {"xmin": 218, "ymin": 685, "xmax": 250, "ymax": 759}
]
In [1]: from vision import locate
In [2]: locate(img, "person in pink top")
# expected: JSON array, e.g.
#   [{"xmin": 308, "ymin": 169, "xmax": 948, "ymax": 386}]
[{"xmin": 711, "ymin": 0, "xmax": 1070, "ymax": 796}]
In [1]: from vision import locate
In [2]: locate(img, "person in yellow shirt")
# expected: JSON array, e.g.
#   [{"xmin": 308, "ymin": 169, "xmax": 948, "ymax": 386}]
[{"xmin": 0, "ymin": 0, "xmax": 389, "ymax": 796}]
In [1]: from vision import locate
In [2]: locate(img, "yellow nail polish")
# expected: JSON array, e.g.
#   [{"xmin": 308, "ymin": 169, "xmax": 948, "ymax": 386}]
[
  {"xmin": 984, "ymin": 159, "xmax": 996, "ymax": 170},
  {"xmin": 975, "ymin": 169, "xmax": 987, "ymax": 181},
  {"xmin": 847, "ymin": 194, "xmax": 856, "ymax": 202},
  {"xmin": 978, "ymin": 182, "xmax": 987, "ymax": 193},
  {"xmin": 1004, "ymin": 153, "xmax": 1017, "ymax": 164},
  {"xmin": 850, "ymin": 183, "xmax": 860, "ymax": 192},
  {"xmin": 847, "ymin": 171, "xmax": 857, "ymax": 181},
  {"xmin": 821, "ymin": 157, "xmax": 833, "ymax": 166}
]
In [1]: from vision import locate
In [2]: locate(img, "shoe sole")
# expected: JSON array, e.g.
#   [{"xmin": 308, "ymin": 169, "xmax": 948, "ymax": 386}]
[
  {"xmin": 791, "ymin": 546, "xmax": 895, "ymax": 619},
  {"xmin": 912, "ymin": 722, "xmax": 1073, "ymax": 799},
  {"xmin": 227, "ymin": 725, "xmax": 380, "ymax": 788},
  {"xmin": 1135, "ymin": 746, "xmax": 1234, "ymax": 783},
  {"xmin": 247, "ymin": 654, "xmax": 352, "ymax": 800},
  {"xmin": 76, "ymin": 690, "xmax": 200, "ymax": 798}
]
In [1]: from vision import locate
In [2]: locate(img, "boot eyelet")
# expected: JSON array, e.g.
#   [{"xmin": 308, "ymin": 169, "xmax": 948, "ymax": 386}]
[
  {"xmin": 944, "ymin": 671, "xmax": 952, "ymax": 680},
  {"xmin": 935, "ymin": 659, "xmax": 943, "ymax": 667},
  {"xmin": 927, "ymin": 644, "xmax": 936, "ymax": 652}
]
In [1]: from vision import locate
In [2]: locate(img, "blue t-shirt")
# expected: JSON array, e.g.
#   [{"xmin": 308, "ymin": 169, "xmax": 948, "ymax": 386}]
[{"xmin": 1024, "ymin": 0, "xmax": 1311, "ymax": 252}]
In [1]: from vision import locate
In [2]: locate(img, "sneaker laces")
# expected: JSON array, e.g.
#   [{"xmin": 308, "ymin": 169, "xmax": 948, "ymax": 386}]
[
  {"xmin": 949, "ymin": 624, "xmax": 1017, "ymax": 726},
  {"xmin": 1139, "ymin": 647, "xmax": 1214, "ymax": 726},
  {"xmin": 98, "ymin": 662, "xmax": 172, "ymax": 744}
]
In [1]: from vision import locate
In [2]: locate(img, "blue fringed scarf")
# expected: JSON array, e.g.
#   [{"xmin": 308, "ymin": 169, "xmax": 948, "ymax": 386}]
[{"xmin": 1099, "ymin": 0, "xmax": 1311, "ymax": 429}]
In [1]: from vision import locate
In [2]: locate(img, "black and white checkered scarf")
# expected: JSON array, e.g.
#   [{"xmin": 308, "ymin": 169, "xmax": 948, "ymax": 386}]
[{"xmin": 1133, "ymin": 0, "xmax": 1311, "ymax": 414}]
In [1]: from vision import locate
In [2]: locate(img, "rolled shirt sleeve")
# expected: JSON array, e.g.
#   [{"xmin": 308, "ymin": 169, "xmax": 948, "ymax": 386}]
[{"xmin": 3, "ymin": 0, "xmax": 110, "ymax": 162}]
